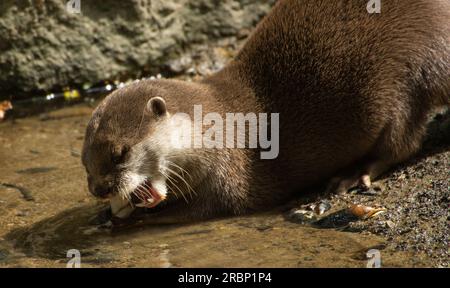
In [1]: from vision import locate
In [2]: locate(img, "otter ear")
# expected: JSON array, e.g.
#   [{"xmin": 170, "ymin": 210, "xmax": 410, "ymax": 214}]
[{"xmin": 147, "ymin": 97, "xmax": 168, "ymax": 117}]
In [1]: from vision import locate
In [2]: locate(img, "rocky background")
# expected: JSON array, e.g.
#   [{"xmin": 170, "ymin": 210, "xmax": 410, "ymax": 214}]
[{"xmin": 0, "ymin": 0, "xmax": 275, "ymax": 100}]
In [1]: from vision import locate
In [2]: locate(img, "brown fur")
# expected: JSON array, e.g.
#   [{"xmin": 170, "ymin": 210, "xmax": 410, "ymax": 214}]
[{"xmin": 82, "ymin": 0, "xmax": 450, "ymax": 223}]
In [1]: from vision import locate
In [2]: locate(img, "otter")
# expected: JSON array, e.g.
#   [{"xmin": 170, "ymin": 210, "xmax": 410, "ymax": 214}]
[{"xmin": 82, "ymin": 0, "xmax": 450, "ymax": 224}]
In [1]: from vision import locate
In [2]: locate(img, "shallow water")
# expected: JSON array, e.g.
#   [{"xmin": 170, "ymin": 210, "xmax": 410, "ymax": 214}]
[{"xmin": 0, "ymin": 104, "xmax": 437, "ymax": 267}]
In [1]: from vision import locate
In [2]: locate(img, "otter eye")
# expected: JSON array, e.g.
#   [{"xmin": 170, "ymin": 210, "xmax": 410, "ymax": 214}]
[{"xmin": 112, "ymin": 146, "xmax": 129, "ymax": 164}]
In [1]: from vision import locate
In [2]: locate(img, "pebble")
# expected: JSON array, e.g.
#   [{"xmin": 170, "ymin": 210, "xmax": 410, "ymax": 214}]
[
  {"xmin": 397, "ymin": 173, "xmax": 407, "ymax": 180},
  {"xmin": 310, "ymin": 200, "xmax": 332, "ymax": 215},
  {"xmin": 70, "ymin": 149, "xmax": 81, "ymax": 157},
  {"xmin": 15, "ymin": 210, "xmax": 29, "ymax": 217},
  {"xmin": 288, "ymin": 209, "xmax": 317, "ymax": 224},
  {"xmin": 385, "ymin": 220, "xmax": 396, "ymax": 229}
]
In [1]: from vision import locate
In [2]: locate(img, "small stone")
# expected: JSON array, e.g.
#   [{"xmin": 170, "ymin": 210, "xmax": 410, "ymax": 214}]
[
  {"xmin": 288, "ymin": 209, "xmax": 317, "ymax": 224},
  {"xmin": 313, "ymin": 200, "xmax": 332, "ymax": 215},
  {"xmin": 70, "ymin": 149, "xmax": 81, "ymax": 157},
  {"xmin": 385, "ymin": 220, "xmax": 396, "ymax": 229},
  {"xmin": 15, "ymin": 210, "xmax": 29, "ymax": 217}
]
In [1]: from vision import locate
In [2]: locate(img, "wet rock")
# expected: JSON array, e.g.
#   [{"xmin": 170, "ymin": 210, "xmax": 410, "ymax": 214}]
[
  {"xmin": 287, "ymin": 209, "xmax": 318, "ymax": 224},
  {"xmin": 0, "ymin": 0, "xmax": 275, "ymax": 100},
  {"xmin": 336, "ymin": 147, "xmax": 450, "ymax": 266},
  {"xmin": 313, "ymin": 210, "xmax": 359, "ymax": 229},
  {"xmin": 312, "ymin": 200, "xmax": 332, "ymax": 215}
]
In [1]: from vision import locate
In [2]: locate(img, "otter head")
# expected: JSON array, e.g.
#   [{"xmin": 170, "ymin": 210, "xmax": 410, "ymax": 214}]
[{"xmin": 81, "ymin": 80, "xmax": 194, "ymax": 211}]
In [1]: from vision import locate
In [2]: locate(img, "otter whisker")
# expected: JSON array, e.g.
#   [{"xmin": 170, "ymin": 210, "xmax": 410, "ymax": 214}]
[
  {"xmin": 166, "ymin": 160, "xmax": 193, "ymax": 181},
  {"xmin": 119, "ymin": 175, "xmax": 136, "ymax": 203},
  {"xmin": 162, "ymin": 168, "xmax": 190, "ymax": 202},
  {"xmin": 161, "ymin": 171, "xmax": 179, "ymax": 200},
  {"xmin": 164, "ymin": 166, "xmax": 197, "ymax": 198},
  {"xmin": 134, "ymin": 184, "xmax": 148, "ymax": 202},
  {"xmin": 160, "ymin": 168, "xmax": 189, "ymax": 203},
  {"xmin": 162, "ymin": 171, "xmax": 190, "ymax": 204},
  {"xmin": 160, "ymin": 161, "xmax": 191, "ymax": 203}
]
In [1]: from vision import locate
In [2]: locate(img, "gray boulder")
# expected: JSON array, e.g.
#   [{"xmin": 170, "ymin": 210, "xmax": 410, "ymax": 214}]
[{"xmin": 0, "ymin": 0, "xmax": 274, "ymax": 100}]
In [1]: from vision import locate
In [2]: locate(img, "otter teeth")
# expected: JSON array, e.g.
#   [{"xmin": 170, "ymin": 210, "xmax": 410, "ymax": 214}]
[{"xmin": 130, "ymin": 179, "xmax": 166, "ymax": 208}]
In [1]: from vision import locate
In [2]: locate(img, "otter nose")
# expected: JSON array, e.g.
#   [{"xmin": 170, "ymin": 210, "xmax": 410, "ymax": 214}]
[{"xmin": 94, "ymin": 185, "xmax": 112, "ymax": 198}]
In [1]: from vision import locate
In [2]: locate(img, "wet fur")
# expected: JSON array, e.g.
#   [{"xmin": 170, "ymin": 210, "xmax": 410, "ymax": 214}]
[{"xmin": 82, "ymin": 0, "xmax": 450, "ymax": 223}]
